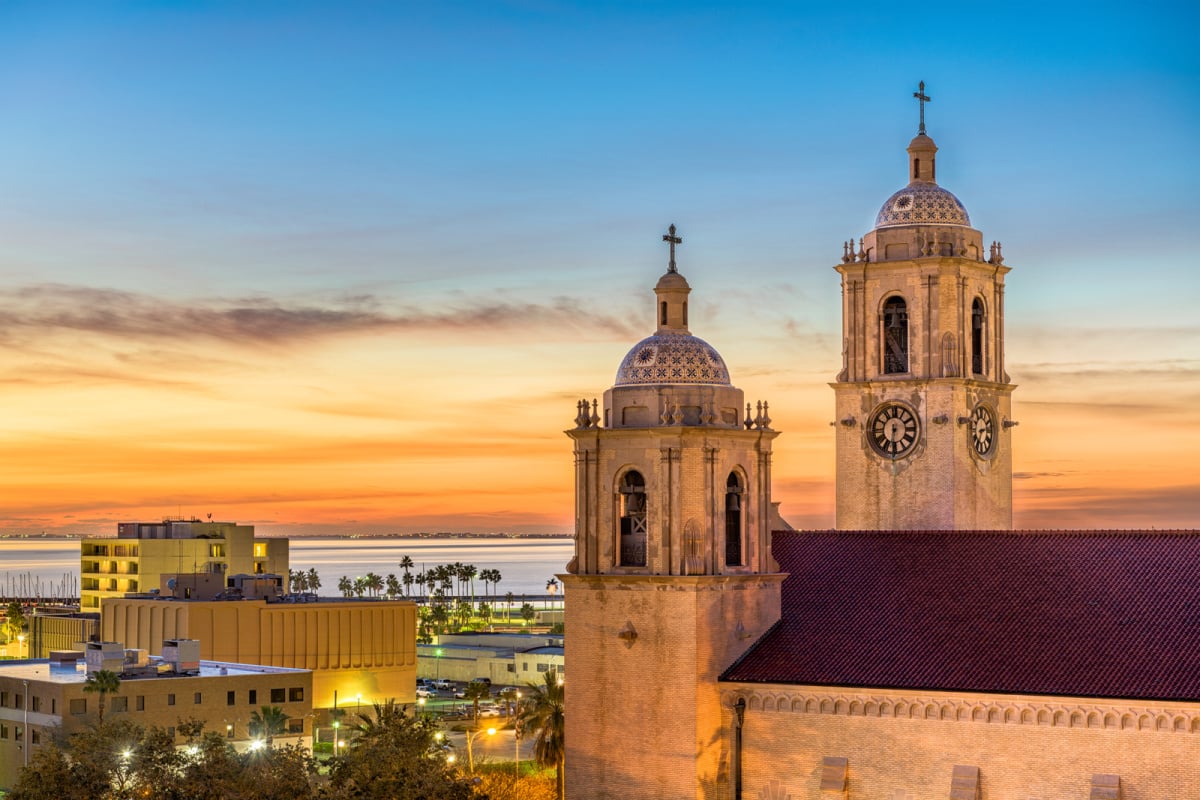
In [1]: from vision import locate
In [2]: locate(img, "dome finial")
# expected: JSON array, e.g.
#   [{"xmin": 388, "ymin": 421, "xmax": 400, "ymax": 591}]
[
  {"xmin": 662, "ymin": 224, "xmax": 682, "ymax": 273},
  {"xmin": 913, "ymin": 81, "xmax": 931, "ymax": 135}
]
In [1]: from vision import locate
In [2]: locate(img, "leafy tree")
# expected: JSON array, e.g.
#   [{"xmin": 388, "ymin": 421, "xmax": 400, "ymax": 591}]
[
  {"xmin": 520, "ymin": 670, "xmax": 566, "ymax": 800},
  {"xmin": 82, "ymin": 668, "xmax": 122, "ymax": 723},
  {"xmin": 325, "ymin": 701, "xmax": 476, "ymax": 800},
  {"xmin": 4, "ymin": 599, "xmax": 27, "ymax": 644},
  {"xmin": 520, "ymin": 603, "xmax": 537, "ymax": 626},
  {"xmin": 249, "ymin": 705, "xmax": 289, "ymax": 745},
  {"xmin": 454, "ymin": 599, "xmax": 472, "ymax": 628},
  {"xmin": 478, "ymin": 602, "xmax": 492, "ymax": 626}
]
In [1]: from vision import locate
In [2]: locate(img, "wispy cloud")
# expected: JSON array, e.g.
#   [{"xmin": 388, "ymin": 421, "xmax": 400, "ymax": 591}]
[{"xmin": 0, "ymin": 284, "xmax": 639, "ymax": 347}]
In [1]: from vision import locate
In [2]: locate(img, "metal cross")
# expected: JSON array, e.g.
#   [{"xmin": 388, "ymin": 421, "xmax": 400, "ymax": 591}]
[
  {"xmin": 662, "ymin": 224, "xmax": 682, "ymax": 273},
  {"xmin": 913, "ymin": 81, "xmax": 931, "ymax": 135}
]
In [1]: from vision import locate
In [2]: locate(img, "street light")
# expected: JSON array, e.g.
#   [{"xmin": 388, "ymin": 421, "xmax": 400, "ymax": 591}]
[
  {"xmin": 465, "ymin": 726, "xmax": 496, "ymax": 774},
  {"xmin": 17, "ymin": 635, "xmax": 25, "ymax": 659},
  {"xmin": 513, "ymin": 689, "xmax": 523, "ymax": 775}
]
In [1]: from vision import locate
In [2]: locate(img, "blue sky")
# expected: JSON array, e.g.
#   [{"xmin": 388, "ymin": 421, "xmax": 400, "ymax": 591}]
[{"xmin": 0, "ymin": 1, "xmax": 1197, "ymax": 533}]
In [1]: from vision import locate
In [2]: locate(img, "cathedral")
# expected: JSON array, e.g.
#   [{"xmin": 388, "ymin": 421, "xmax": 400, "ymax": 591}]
[{"xmin": 562, "ymin": 88, "xmax": 1200, "ymax": 799}]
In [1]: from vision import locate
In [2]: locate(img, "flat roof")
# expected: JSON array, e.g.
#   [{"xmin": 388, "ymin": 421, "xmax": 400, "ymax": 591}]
[{"xmin": 0, "ymin": 659, "xmax": 308, "ymax": 685}]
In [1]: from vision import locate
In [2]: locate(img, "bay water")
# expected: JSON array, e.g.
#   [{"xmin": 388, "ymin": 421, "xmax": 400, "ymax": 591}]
[{"xmin": 0, "ymin": 536, "xmax": 573, "ymax": 601}]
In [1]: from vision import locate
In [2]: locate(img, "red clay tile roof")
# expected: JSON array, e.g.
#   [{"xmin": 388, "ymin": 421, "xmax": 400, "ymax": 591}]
[{"xmin": 721, "ymin": 530, "xmax": 1200, "ymax": 701}]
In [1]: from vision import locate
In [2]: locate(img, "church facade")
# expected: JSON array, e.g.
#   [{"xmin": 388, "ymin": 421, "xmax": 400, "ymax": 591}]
[{"xmin": 563, "ymin": 89, "xmax": 1200, "ymax": 799}]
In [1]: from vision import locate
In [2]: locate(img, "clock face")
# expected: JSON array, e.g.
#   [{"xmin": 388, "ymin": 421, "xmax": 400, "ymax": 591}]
[
  {"xmin": 970, "ymin": 404, "xmax": 995, "ymax": 456},
  {"xmin": 869, "ymin": 403, "xmax": 919, "ymax": 458}
]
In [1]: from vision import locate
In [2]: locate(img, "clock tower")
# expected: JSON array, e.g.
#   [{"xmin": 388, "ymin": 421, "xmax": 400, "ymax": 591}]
[{"xmin": 833, "ymin": 85, "xmax": 1015, "ymax": 530}]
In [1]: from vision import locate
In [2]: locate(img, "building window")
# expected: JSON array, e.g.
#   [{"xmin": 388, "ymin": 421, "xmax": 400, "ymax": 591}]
[
  {"xmin": 136, "ymin": 696, "xmax": 144, "ymax": 712},
  {"xmin": 0, "ymin": 692, "xmax": 7, "ymax": 707},
  {"xmin": 660, "ymin": 301, "xmax": 667, "ymax": 326},
  {"xmin": 1, "ymin": 724, "xmax": 8, "ymax": 739},
  {"xmin": 288, "ymin": 688, "xmax": 304, "ymax": 702},
  {"xmin": 522, "ymin": 662, "xmax": 529, "ymax": 672},
  {"xmin": 167, "ymin": 726, "xmax": 175, "ymax": 739},
  {"xmin": 725, "ymin": 472, "xmax": 744, "ymax": 567},
  {"xmin": 882, "ymin": 296, "xmax": 909, "ymax": 374},
  {"xmin": 31, "ymin": 697, "xmax": 40, "ymax": 712},
  {"xmin": 288, "ymin": 719, "xmax": 303, "ymax": 734},
  {"xmin": 14, "ymin": 726, "xmax": 22, "ymax": 742},
  {"xmin": 14, "ymin": 695, "xmax": 23, "ymax": 710},
  {"xmin": 111, "ymin": 697, "xmax": 128, "ymax": 713},
  {"xmin": 618, "ymin": 470, "xmax": 648, "ymax": 567},
  {"xmin": 227, "ymin": 724, "xmax": 235, "ymax": 739},
  {"xmin": 537, "ymin": 663, "xmax": 549, "ymax": 673},
  {"xmin": 227, "ymin": 691, "xmax": 236, "ymax": 706},
  {"xmin": 249, "ymin": 690, "xmax": 257, "ymax": 705},
  {"xmin": 271, "ymin": 688, "xmax": 286, "ymax": 704},
  {"xmin": 70, "ymin": 699, "xmax": 87, "ymax": 715},
  {"xmin": 254, "ymin": 542, "xmax": 268, "ymax": 558},
  {"xmin": 167, "ymin": 694, "xmax": 176, "ymax": 707},
  {"xmin": 51, "ymin": 699, "xmax": 57, "ymax": 714},
  {"xmin": 193, "ymin": 692, "xmax": 202, "ymax": 705},
  {"xmin": 31, "ymin": 729, "xmax": 41, "ymax": 745},
  {"xmin": 972, "ymin": 298, "xmax": 986, "ymax": 375}
]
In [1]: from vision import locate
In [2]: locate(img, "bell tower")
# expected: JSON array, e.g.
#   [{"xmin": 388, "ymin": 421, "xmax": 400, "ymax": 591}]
[
  {"xmin": 833, "ymin": 84, "xmax": 1016, "ymax": 530},
  {"xmin": 563, "ymin": 226, "xmax": 784, "ymax": 799}
]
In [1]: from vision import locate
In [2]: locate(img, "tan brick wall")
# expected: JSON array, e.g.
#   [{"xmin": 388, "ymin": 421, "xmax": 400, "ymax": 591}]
[
  {"xmin": 723, "ymin": 685, "xmax": 1200, "ymax": 800},
  {"xmin": 565, "ymin": 574, "xmax": 781, "ymax": 800}
]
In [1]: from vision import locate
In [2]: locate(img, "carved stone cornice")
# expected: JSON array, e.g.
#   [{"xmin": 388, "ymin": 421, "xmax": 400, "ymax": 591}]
[{"xmin": 720, "ymin": 684, "xmax": 1200, "ymax": 733}]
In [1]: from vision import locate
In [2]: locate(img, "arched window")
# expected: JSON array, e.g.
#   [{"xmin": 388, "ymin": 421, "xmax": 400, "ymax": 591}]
[
  {"xmin": 882, "ymin": 296, "xmax": 909, "ymax": 374},
  {"xmin": 913, "ymin": 158, "xmax": 920, "ymax": 181},
  {"xmin": 682, "ymin": 301, "xmax": 688, "ymax": 326},
  {"xmin": 724, "ymin": 472, "xmax": 743, "ymax": 567},
  {"xmin": 618, "ymin": 471, "xmax": 647, "ymax": 567},
  {"xmin": 971, "ymin": 298, "xmax": 986, "ymax": 375},
  {"xmin": 660, "ymin": 301, "xmax": 668, "ymax": 326}
]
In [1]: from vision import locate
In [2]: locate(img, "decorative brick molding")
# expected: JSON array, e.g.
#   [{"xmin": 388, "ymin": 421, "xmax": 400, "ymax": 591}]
[{"xmin": 722, "ymin": 686, "xmax": 1200, "ymax": 733}]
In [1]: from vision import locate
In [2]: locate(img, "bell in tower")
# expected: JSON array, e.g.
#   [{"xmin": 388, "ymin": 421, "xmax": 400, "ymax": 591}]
[{"xmin": 562, "ymin": 225, "xmax": 786, "ymax": 800}]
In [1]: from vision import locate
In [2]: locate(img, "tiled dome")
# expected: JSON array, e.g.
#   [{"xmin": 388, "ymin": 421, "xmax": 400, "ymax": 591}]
[
  {"xmin": 614, "ymin": 332, "xmax": 731, "ymax": 386},
  {"xmin": 875, "ymin": 183, "xmax": 971, "ymax": 229}
]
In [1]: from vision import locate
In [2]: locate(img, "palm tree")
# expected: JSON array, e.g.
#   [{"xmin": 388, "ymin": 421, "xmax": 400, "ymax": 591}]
[
  {"xmin": 399, "ymin": 556, "xmax": 414, "ymax": 595},
  {"xmin": 337, "ymin": 576, "xmax": 353, "ymax": 598},
  {"xmin": 385, "ymin": 573, "xmax": 401, "ymax": 599},
  {"xmin": 248, "ymin": 705, "xmax": 289, "ymax": 745},
  {"xmin": 306, "ymin": 567, "xmax": 321, "ymax": 594},
  {"xmin": 82, "ymin": 669, "xmax": 122, "ymax": 723},
  {"xmin": 520, "ymin": 670, "xmax": 565, "ymax": 800},
  {"xmin": 462, "ymin": 680, "xmax": 491, "ymax": 726},
  {"xmin": 365, "ymin": 572, "xmax": 384, "ymax": 597},
  {"xmin": 520, "ymin": 603, "xmax": 536, "ymax": 626},
  {"xmin": 505, "ymin": 591, "xmax": 515, "ymax": 623}
]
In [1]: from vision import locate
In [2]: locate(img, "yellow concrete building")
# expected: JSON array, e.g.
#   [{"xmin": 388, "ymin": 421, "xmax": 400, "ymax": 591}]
[
  {"xmin": 101, "ymin": 597, "xmax": 418, "ymax": 711},
  {"xmin": 0, "ymin": 644, "xmax": 312, "ymax": 793},
  {"xmin": 564, "ymin": 88, "xmax": 1200, "ymax": 799},
  {"xmin": 80, "ymin": 519, "xmax": 289, "ymax": 610}
]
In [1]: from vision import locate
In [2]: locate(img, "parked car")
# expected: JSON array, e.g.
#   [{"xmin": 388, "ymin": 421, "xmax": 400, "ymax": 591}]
[
  {"xmin": 416, "ymin": 687, "xmax": 435, "ymax": 698},
  {"xmin": 433, "ymin": 679, "xmax": 453, "ymax": 691},
  {"xmin": 472, "ymin": 677, "xmax": 492, "ymax": 686}
]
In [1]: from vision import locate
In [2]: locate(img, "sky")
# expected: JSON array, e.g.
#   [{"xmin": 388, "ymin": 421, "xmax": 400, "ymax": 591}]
[{"xmin": 0, "ymin": 1, "xmax": 1197, "ymax": 536}]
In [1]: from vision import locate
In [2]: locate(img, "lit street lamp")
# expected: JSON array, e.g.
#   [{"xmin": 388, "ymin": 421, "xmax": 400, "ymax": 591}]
[{"xmin": 466, "ymin": 726, "xmax": 496, "ymax": 774}]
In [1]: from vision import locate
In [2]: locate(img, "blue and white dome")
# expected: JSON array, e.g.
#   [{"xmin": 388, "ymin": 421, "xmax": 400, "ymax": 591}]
[
  {"xmin": 875, "ymin": 182, "xmax": 971, "ymax": 229},
  {"xmin": 614, "ymin": 332, "xmax": 731, "ymax": 387}
]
